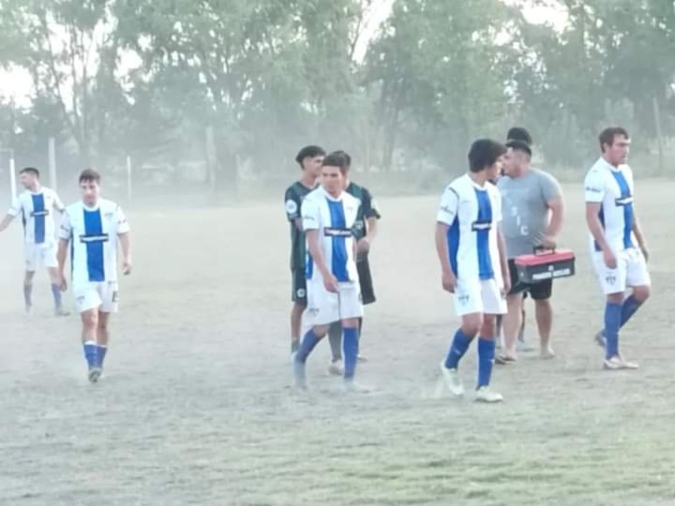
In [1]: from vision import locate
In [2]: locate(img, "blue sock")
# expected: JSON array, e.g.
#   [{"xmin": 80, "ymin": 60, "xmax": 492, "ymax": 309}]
[
  {"xmin": 444, "ymin": 329, "xmax": 473, "ymax": 370},
  {"xmin": 477, "ymin": 338, "xmax": 496, "ymax": 389},
  {"xmin": 96, "ymin": 345, "xmax": 108, "ymax": 368},
  {"xmin": 342, "ymin": 327, "xmax": 359, "ymax": 380},
  {"xmin": 604, "ymin": 302, "xmax": 622, "ymax": 359},
  {"xmin": 23, "ymin": 284, "xmax": 32, "ymax": 308},
  {"xmin": 620, "ymin": 295, "xmax": 642, "ymax": 328},
  {"xmin": 296, "ymin": 329, "xmax": 321, "ymax": 363},
  {"xmin": 51, "ymin": 284, "xmax": 62, "ymax": 309},
  {"xmin": 83, "ymin": 341, "xmax": 97, "ymax": 369}
]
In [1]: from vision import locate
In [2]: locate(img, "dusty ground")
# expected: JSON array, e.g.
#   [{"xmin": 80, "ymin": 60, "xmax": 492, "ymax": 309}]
[{"xmin": 1, "ymin": 180, "xmax": 674, "ymax": 506}]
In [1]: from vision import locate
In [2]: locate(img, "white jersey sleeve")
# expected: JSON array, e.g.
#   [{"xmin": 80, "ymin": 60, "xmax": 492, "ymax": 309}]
[
  {"xmin": 116, "ymin": 205, "xmax": 130, "ymax": 234},
  {"xmin": 51, "ymin": 190, "xmax": 66, "ymax": 212},
  {"xmin": 584, "ymin": 168, "xmax": 606, "ymax": 203},
  {"xmin": 7, "ymin": 196, "xmax": 22, "ymax": 217},
  {"xmin": 437, "ymin": 185, "xmax": 459, "ymax": 225},
  {"xmin": 301, "ymin": 196, "xmax": 320, "ymax": 231},
  {"xmin": 491, "ymin": 185, "xmax": 503, "ymax": 223},
  {"xmin": 58, "ymin": 208, "xmax": 72, "ymax": 240}
]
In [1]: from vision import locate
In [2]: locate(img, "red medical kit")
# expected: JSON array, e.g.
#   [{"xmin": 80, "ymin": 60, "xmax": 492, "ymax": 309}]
[{"xmin": 514, "ymin": 248, "xmax": 576, "ymax": 284}]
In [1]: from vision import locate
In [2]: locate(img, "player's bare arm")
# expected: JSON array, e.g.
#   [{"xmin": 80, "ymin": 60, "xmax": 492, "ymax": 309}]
[
  {"xmin": 497, "ymin": 224, "xmax": 511, "ymax": 295},
  {"xmin": 435, "ymin": 222, "xmax": 456, "ymax": 293},
  {"xmin": 119, "ymin": 232, "xmax": 132, "ymax": 275},
  {"xmin": 57, "ymin": 238, "xmax": 69, "ymax": 291},
  {"xmin": 585, "ymin": 202, "xmax": 617, "ymax": 268},
  {"xmin": 358, "ymin": 217, "xmax": 378, "ymax": 254},
  {"xmin": 631, "ymin": 211, "xmax": 648, "ymax": 261},
  {"xmin": 306, "ymin": 229, "xmax": 338, "ymax": 293},
  {"xmin": 543, "ymin": 195, "xmax": 565, "ymax": 248},
  {"xmin": 0, "ymin": 214, "xmax": 15, "ymax": 233}
]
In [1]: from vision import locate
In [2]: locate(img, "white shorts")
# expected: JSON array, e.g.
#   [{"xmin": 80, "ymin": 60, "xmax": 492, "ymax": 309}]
[
  {"xmin": 25, "ymin": 242, "xmax": 58, "ymax": 271},
  {"xmin": 73, "ymin": 281, "xmax": 120, "ymax": 314},
  {"xmin": 592, "ymin": 247, "xmax": 651, "ymax": 295},
  {"xmin": 305, "ymin": 280, "xmax": 364, "ymax": 326},
  {"xmin": 454, "ymin": 277, "xmax": 507, "ymax": 317}
]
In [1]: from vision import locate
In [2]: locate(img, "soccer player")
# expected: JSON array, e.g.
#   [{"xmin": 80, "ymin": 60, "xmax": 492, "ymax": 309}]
[
  {"xmin": 436, "ymin": 139, "xmax": 510, "ymax": 403},
  {"xmin": 584, "ymin": 127, "xmax": 650, "ymax": 370},
  {"xmin": 293, "ymin": 152, "xmax": 367, "ymax": 392},
  {"xmin": 57, "ymin": 169, "xmax": 131, "ymax": 383},
  {"xmin": 284, "ymin": 145, "xmax": 326, "ymax": 355},
  {"xmin": 0, "ymin": 167, "xmax": 68, "ymax": 315},
  {"xmin": 496, "ymin": 127, "xmax": 564, "ymax": 362},
  {"xmin": 326, "ymin": 150, "xmax": 380, "ymax": 375}
]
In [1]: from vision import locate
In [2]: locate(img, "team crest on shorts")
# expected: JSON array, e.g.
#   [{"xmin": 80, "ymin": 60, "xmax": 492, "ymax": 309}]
[
  {"xmin": 458, "ymin": 293, "xmax": 470, "ymax": 305},
  {"xmin": 605, "ymin": 274, "xmax": 617, "ymax": 285},
  {"xmin": 296, "ymin": 288, "xmax": 306, "ymax": 298}
]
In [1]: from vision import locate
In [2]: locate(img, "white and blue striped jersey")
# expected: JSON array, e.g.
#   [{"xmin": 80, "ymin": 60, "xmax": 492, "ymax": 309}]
[
  {"xmin": 58, "ymin": 199, "xmax": 130, "ymax": 285},
  {"xmin": 584, "ymin": 158, "xmax": 636, "ymax": 252},
  {"xmin": 437, "ymin": 174, "xmax": 503, "ymax": 282},
  {"xmin": 301, "ymin": 187, "xmax": 361, "ymax": 283},
  {"xmin": 7, "ymin": 187, "xmax": 64, "ymax": 245}
]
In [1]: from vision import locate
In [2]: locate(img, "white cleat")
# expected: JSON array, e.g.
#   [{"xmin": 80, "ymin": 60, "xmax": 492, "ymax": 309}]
[
  {"xmin": 603, "ymin": 356, "xmax": 639, "ymax": 370},
  {"xmin": 88, "ymin": 367, "xmax": 102, "ymax": 384},
  {"xmin": 343, "ymin": 380, "xmax": 372, "ymax": 393},
  {"xmin": 327, "ymin": 360, "xmax": 344, "ymax": 376},
  {"xmin": 475, "ymin": 386, "xmax": 504, "ymax": 403},
  {"xmin": 440, "ymin": 363, "xmax": 464, "ymax": 398}
]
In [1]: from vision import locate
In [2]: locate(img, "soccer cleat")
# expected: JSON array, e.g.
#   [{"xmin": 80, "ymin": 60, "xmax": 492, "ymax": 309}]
[
  {"xmin": 475, "ymin": 386, "xmax": 504, "ymax": 403},
  {"xmin": 55, "ymin": 307, "xmax": 70, "ymax": 317},
  {"xmin": 292, "ymin": 353, "xmax": 307, "ymax": 390},
  {"xmin": 603, "ymin": 356, "xmax": 639, "ymax": 371},
  {"xmin": 327, "ymin": 360, "xmax": 344, "ymax": 376},
  {"xmin": 357, "ymin": 354, "xmax": 368, "ymax": 363},
  {"xmin": 440, "ymin": 363, "xmax": 464, "ymax": 397},
  {"xmin": 343, "ymin": 380, "xmax": 372, "ymax": 393},
  {"xmin": 88, "ymin": 367, "xmax": 102, "ymax": 383},
  {"xmin": 594, "ymin": 331, "xmax": 606, "ymax": 348}
]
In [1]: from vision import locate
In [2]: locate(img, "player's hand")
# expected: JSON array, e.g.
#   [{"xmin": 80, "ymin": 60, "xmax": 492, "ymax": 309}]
[
  {"xmin": 122, "ymin": 258, "xmax": 132, "ymax": 275},
  {"xmin": 356, "ymin": 238, "xmax": 371, "ymax": 255},
  {"xmin": 603, "ymin": 249, "xmax": 617, "ymax": 269},
  {"xmin": 323, "ymin": 273, "xmax": 339, "ymax": 293},
  {"xmin": 640, "ymin": 244, "xmax": 650, "ymax": 262},
  {"xmin": 541, "ymin": 235, "xmax": 557, "ymax": 250},
  {"xmin": 502, "ymin": 278, "xmax": 511, "ymax": 298},
  {"xmin": 441, "ymin": 270, "xmax": 456, "ymax": 293}
]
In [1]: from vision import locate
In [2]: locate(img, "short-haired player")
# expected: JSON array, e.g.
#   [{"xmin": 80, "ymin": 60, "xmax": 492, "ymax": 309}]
[
  {"xmin": 57, "ymin": 169, "xmax": 132, "ymax": 383},
  {"xmin": 497, "ymin": 128, "xmax": 564, "ymax": 362},
  {"xmin": 326, "ymin": 150, "xmax": 380, "ymax": 375},
  {"xmin": 293, "ymin": 152, "xmax": 368, "ymax": 393},
  {"xmin": 0, "ymin": 167, "xmax": 68, "ymax": 315},
  {"xmin": 584, "ymin": 127, "xmax": 650, "ymax": 370},
  {"xmin": 436, "ymin": 139, "xmax": 510, "ymax": 403},
  {"xmin": 284, "ymin": 145, "xmax": 325, "ymax": 355}
]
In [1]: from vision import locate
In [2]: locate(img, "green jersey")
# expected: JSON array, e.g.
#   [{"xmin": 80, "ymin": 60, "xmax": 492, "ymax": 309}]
[
  {"xmin": 284, "ymin": 181, "xmax": 316, "ymax": 271},
  {"xmin": 345, "ymin": 182, "xmax": 381, "ymax": 241}
]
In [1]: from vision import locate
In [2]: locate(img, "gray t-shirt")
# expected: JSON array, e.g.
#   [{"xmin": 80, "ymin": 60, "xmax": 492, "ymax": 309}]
[{"xmin": 497, "ymin": 168, "xmax": 562, "ymax": 258}]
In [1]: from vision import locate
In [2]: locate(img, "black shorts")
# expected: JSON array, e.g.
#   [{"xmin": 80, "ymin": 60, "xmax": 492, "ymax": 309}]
[
  {"xmin": 357, "ymin": 255, "xmax": 376, "ymax": 305},
  {"xmin": 508, "ymin": 259, "xmax": 552, "ymax": 301},
  {"xmin": 291, "ymin": 269, "xmax": 307, "ymax": 303}
]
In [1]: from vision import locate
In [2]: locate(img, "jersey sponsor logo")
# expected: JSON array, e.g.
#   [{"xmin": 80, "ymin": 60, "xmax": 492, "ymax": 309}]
[
  {"xmin": 615, "ymin": 195, "xmax": 633, "ymax": 206},
  {"xmin": 31, "ymin": 210, "xmax": 50, "ymax": 217},
  {"xmin": 471, "ymin": 220, "xmax": 492, "ymax": 231},
  {"xmin": 80, "ymin": 233, "xmax": 109, "ymax": 243},
  {"xmin": 285, "ymin": 199, "xmax": 298, "ymax": 215},
  {"xmin": 324, "ymin": 227, "xmax": 353, "ymax": 237},
  {"xmin": 585, "ymin": 186, "xmax": 602, "ymax": 194}
]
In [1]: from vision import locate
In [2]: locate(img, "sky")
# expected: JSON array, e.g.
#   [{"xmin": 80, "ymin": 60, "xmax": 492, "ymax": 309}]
[{"xmin": 0, "ymin": 0, "xmax": 567, "ymax": 107}]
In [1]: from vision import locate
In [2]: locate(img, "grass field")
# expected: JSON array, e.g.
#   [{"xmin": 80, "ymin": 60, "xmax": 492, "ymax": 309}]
[{"xmin": 1, "ymin": 180, "xmax": 674, "ymax": 505}]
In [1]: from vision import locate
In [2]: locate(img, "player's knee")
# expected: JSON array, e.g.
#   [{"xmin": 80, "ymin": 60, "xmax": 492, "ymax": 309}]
[
  {"xmin": 480, "ymin": 315, "xmax": 496, "ymax": 339},
  {"xmin": 461, "ymin": 314, "xmax": 483, "ymax": 337},
  {"xmin": 633, "ymin": 285, "xmax": 650, "ymax": 303},
  {"xmin": 81, "ymin": 311, "xmax": 98, "ymax": 329},
  {"xmin": 313, "ymin": 325, "xmax": 329, "ymax": 339},
  {"xmin": 24, "ymin": 271, "xmax": 35, "ymax": 283},
  {"xmin": 341, "ymin": 318, "xmax": 359, "ymax": 330}
]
